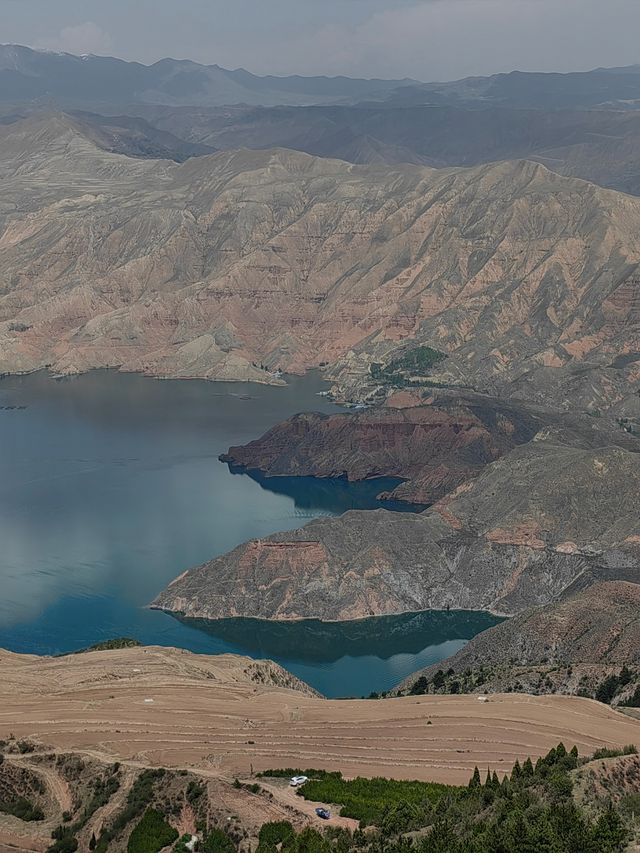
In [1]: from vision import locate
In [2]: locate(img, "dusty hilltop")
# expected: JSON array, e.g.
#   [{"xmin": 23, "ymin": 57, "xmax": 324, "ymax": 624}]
[{"xmin": 0, "ymin": 645, "xmax": 638, "ymax": 786}]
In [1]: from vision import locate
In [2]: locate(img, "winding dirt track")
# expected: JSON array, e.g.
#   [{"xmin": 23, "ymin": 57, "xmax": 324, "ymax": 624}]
[{"xmin": 0, "ymin": 647, "xmax": 638, "ymax": 786}]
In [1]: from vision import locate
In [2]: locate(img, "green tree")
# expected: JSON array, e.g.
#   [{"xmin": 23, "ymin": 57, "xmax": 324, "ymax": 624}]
[
  {"xmin": 591, "ymin": 803, "xmax": 626, "ymax": 852},
  {"xmin": 201, "ymin": 829, "xmax": 236, "ymax": 853}
]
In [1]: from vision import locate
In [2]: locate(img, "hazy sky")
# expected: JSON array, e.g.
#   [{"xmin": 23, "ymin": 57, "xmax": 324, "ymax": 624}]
[{"xmin": 2, "ymin": 0, "xmax": 639, "ymax": 81}]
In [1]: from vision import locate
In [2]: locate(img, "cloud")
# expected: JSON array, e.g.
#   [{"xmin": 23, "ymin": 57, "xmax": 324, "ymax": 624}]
[
  {"xmin": 6, "ymin": 0, "xmax": 640, "ymax": 79},
  {"xmin": 36, "ymin": 21, "xmax": 113, "ymax": 56},
  {"xmin": 222, "ymin": 0, "xmax": 640, "ymax": 80}
]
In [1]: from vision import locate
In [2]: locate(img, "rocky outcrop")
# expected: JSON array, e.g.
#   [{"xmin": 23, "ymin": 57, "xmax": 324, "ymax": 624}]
[
  {"xmin": 220, "ymin": 391, "xmax": 640, "ymax": 505},
  {"xmin": 220, "ymin": 394, "xmax": 545, "ymax": 504},
  {"xmin": 153, "ymin": 432, "xmax": 640, "ymax": 622},
  {"xmin": 394, "ymin": 581, "xmax": 640, "ymax": 701},
  {"xmin": 1, "ymin": 115, "xmax": 640, "ymax": 414}
]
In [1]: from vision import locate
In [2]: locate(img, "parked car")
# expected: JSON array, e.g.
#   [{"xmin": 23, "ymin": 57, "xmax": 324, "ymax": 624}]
[
  {"xmin": 289, "ymin": 775, "xmax": 309, "ymax": 787},
  {"xmin": 315, "ymin": 808, "xmax": 331, "ymax": 820}
]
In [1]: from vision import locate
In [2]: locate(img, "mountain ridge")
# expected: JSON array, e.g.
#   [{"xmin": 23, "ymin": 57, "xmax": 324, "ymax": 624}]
[
  {"xmin": 0, "ymin": 43, "xmax": 418, "ymax": 108},
  {"xmin": 1, "ymin": 113, "xmax": 639, "ymax": 416}
]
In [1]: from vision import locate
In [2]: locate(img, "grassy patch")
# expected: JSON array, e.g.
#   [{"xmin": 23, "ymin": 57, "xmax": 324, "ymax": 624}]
[
  {"xmin": 370, "ymin": 346, "xmax": 447, "ymax": 388},
  {"xmin": 256, "ymin": 768, "xmax": 339, "ymax": 780},
  {"xmin": 589, "ymin": 745, "xmax": 638, "ymax": 762},
  {"xmin": 67, "ymin": 638, "xmax": 142, "ymax": 655}
]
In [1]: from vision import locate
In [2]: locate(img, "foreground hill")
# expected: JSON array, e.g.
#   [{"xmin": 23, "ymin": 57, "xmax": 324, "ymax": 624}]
[
  {"xmin": 395, "ymin": 581, "xmax": 640, "ymax": 701},
  {"xmin": 1, "ymin": 114, "xmax": 640, "ymax": 414},
  {"xmin": 0, "ymin": 645, "xmax": 638, "ymax": 851},
  {"xmin": 154, "ymin": 429, "xmax": 640, "ymax": 621},
  {"xmin": 0, "ymin": 645, "xmax": 638, "ymax": 785}
]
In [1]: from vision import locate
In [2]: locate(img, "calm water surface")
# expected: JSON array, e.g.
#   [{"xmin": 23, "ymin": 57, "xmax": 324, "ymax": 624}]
[{"xmin": 0, "ymin": 371, "xmax": 500, "ymax": 696}]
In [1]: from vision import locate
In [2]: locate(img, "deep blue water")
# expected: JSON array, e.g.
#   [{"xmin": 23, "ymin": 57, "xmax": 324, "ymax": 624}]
[{"xmin": 0, "ymin": 371, "xmax": 501, "ymax": 696}]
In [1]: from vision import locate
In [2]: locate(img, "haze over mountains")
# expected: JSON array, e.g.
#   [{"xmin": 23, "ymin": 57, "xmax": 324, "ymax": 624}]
[
  {"xmin": 5, "ymin": 45, "xmax": 640, "ymax": 110},
  {"xmin": 5, "ymin": 45, "xmax": 640, "ymax": 202},
  {"xmin": 137, "ymin": 102, "xmax": 640, "ymax": 196},
  {"xmin": 0, "ymin": 44, "xmax": 417, "ymax": 108}
]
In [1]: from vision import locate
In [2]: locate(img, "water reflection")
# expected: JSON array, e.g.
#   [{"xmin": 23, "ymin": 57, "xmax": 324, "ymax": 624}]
[
  {"xmin": 177, "ymin": 610, "xmax": 503, "ymax": 663},
  {"xmin": 233, "ymin": 470, "xmax": 425, "ymax": 514},
  {"xmin": 0, "ymin": 370, "xmax": 354, "ymax": 628}
]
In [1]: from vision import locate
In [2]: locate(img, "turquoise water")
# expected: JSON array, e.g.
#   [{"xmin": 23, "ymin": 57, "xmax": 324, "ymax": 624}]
[{"xmin": 0, "ymin": 371, "xmax": 501, "ymax": 696}]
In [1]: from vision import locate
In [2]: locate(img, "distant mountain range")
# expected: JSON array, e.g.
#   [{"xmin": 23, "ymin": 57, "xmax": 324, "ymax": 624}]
[
  {"xmin": 5, "ymin": 45, "xmax": 640, "ymax": 197},
  {"xmin": 0, "ymin": 44, "xmax": 417, "ymax": 107},
  {"xmin": 125, "ymin": 101, "xmax": 640, "ymax": 196},
  {"xmin": 4, "ymin": 44, "xmax": 640, "ymax": 110},
  {"xmin": 395, "ymin": 65, "xmax": 640, "ymax": 109},
  {"xmin": 1, "ymin": 113, "xmax": 639, "ymax": 419}
]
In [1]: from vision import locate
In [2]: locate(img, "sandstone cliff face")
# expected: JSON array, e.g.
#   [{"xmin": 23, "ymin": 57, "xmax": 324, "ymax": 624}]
[
  {"xmin": 0, "ymin": 115, "xmax": 639, "ymax": 413},
  {"xmin": 219, "ymin": 391, "xmax": 640, "ymax": 505},
  {"xmin": 220, "ymin": 394, "xmax": 544, "ymax": 504},
  {"xmin": 153, "ymin": 433, "xmax": 640, "ymax": 621}
]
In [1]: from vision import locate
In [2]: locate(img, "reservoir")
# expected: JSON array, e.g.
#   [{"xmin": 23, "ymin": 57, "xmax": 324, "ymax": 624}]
[{"xmin": 0, "ymin": 371, "xmax": 501, "ymax": 696}]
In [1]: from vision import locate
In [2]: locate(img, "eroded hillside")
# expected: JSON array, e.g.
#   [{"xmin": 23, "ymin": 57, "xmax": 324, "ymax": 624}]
[
  {"xmin": 1, "ymin": 115, "xmax": 639, "ymax": 414},
  {"xmin": 153, "ymin": 427, "xmax": 640, "ymax": 621},
  {"xmin": 395, "ymin": 581, "xmax": 640, "ymax": 701}
]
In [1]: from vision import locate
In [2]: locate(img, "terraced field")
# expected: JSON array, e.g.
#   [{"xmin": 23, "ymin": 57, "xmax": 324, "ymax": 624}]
[{"xmin": 0, "ymin": 646, "xmax": 638, "ymax": 786}]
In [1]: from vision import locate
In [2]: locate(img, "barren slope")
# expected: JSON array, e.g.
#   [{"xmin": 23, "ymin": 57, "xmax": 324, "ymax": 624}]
[
  {"xmin": 395, "ymin": 581, "xmax": 640, "ymax": 696},
  {"xmin": 219, "ymin": 389, "xmax": 640, "ymax": 504},
  {"xmin": 0, "ymin": 646, "xmax": 638, "ymax": 786},
  {"xmin": 154, "ymin": 431, "xmax": 640, "ymax": 621},
  {"xmin": 0, "ymin": 115, "xmax": 639, "ymax": 412},
  {"xmin": 220, "ymin": 394, "xmax": 545, "ymax": 505}
]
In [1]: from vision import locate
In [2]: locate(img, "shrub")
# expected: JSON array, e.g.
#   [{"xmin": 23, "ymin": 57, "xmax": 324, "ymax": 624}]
[
  {"xmin": 258, "ymin": 821, "xmax": 295, "ymax": 851},
  {"xmin": 0, "ymin": 796, "xmax": 44, "ymax": 822},
  {"xmin": 620, "ymin": 686, "xmax": 640, "ymax": 708},
  {"xmin": 590, "ymin": 745, "xmax": 637, "ymax": 761}
]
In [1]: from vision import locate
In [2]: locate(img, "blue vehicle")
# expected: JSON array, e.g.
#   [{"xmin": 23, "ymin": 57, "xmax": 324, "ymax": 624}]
[{"xmin": 315, "ymin": 808, "xmax": 331, "ymax": 820}]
